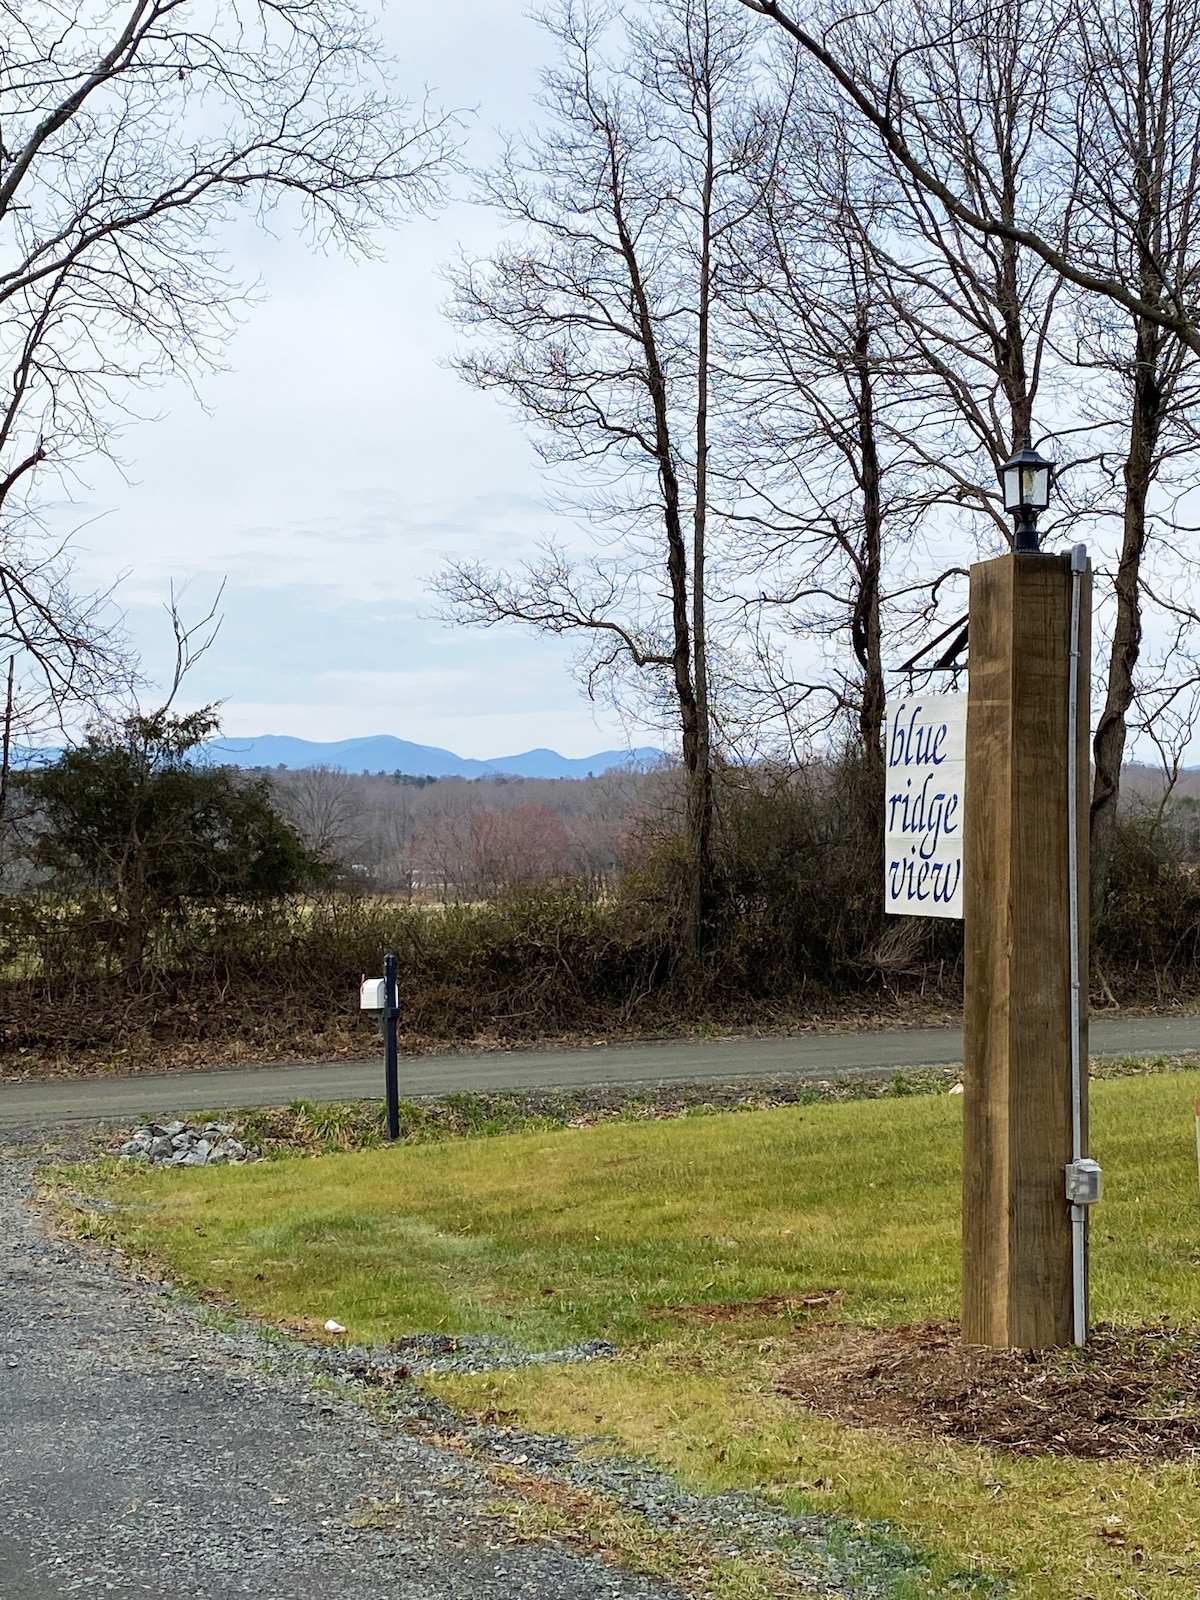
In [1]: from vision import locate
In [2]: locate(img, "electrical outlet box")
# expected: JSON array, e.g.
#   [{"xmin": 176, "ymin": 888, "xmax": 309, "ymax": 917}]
[
  {"xmin": 1065, "ymin": 1158, "xmax": 1103, "ymax": 1205},
  {"xmin": 360, "ymin": 977, "xmax": 386, "ymax": 1011}
]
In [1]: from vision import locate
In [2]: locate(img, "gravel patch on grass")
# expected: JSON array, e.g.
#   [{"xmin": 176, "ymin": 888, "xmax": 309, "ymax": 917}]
[
  {"xmin": 287, "ymin": 1331, "xmax": 1002, "ymax": 1595},
  {"xmin": 456, "ymin": 1417, "xmax": 988, "ymax": 1598},
  {"xmin": 320, "ymin": 1332, "xmax": 620, "ymax": 1380},
  {"xmin": 324, "ymin": 1372, "xmax": 1002, "ymax": 1599}
]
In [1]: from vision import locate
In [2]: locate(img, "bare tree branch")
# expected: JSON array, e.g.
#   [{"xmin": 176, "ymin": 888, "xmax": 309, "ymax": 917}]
[{"xmin": 738, "ymin": 0, "xmax": 1200, "ymax": 353}]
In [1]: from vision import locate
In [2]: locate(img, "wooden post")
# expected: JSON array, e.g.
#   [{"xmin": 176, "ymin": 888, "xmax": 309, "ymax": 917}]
[{"xmin": 962, "ymin": 552, "xmax": 1090, "ymax": 1348}]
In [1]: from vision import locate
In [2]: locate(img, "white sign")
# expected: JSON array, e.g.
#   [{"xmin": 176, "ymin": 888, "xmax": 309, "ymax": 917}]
[{"xmin": 884, "ymin": 692, "xmax": 966, "ymax": 919}]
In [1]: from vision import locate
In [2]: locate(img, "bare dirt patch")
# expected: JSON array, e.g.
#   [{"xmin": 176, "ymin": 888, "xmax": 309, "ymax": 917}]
[{"xmin": 781, "ymin": 1319, "xmax": 1200, "ymax": 1461}]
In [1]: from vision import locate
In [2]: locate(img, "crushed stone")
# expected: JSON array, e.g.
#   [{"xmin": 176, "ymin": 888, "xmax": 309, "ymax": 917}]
[
  {"xmin": 318, "ymin": 1332, "xmax": 619, "ymax": 1380},
  {"xmin": 118, "ymin": 1118, "xmax": 259, "ymax": 1167}
]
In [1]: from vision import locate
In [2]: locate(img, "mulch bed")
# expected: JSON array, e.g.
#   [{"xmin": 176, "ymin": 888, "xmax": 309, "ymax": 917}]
[{"xmin": 780, "ymin": 1319, "xmax": 1200, "ymax": 1460}]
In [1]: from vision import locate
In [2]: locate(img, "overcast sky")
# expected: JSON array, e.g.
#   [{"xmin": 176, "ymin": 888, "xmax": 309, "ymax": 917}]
[
  {"xmin": 47, "ymin": 2, "xmax": 1174, "ymax": 770},
  {"xmin": 55, "ymin": 4, "xmax": 647, "ymax": 761}
]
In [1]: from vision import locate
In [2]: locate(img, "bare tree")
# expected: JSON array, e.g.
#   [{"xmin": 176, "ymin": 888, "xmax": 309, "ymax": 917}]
[
  {"xmin": 1135, "ymin": 666, "xmax": 1200, "ymax": 820},
  {"xmin": 852, "ymin": 0, "xmax": 1079, "ymax": 533},
  {"xmin": 726, "ymin": 119, "xmax": 939, "ymax": 775},
  {"xmin": 435, "ymin": 0, "xmax": 777, "ymax": 946},
  {"xmin": 1061, "ymin": 0, "xmax": 1200, "ymax": 912},
  {"xmin": 0, "ymin": 518, "xmax": 130, "ymax": 749},
  {"xmin": 741, "ymin": 0, "xmax": 1200, "ymax": 914},
  {"xmin": 0, "ymin": 653, "xmax": 14, "ymax": 854},
  {"xmin": 738, "ymin": 0, "xmax": 1200, "ymax": 357},
  {"xmin": 0, "ymin": 0, "xmax": 455, "ymax": 720},
  {"xmin": 277, "ymin": 765, "xmax": 368, "ymax": 870},
  {"xmin": 722, "ymin": 4, "xmax": 1077, "ymax": 783}
]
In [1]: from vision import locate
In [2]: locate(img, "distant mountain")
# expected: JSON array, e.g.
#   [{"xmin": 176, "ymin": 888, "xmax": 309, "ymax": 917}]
[{"xmin": 200, "ymin": 734, "xmax": 664, "ymax": 779}]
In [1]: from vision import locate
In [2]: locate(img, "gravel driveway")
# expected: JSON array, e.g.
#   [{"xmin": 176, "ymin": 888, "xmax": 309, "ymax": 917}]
[{"xmin": 0, "ymin": 1153, "xmax": 688, "ymax": 1600}]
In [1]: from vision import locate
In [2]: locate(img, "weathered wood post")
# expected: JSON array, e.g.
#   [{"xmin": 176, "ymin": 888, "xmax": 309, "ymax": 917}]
[{"xmin": 961, "ymin": 551, "xmax": 1091, "ymax": 1348}]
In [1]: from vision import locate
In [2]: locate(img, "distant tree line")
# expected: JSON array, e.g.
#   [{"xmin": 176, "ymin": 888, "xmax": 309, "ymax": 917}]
[
  {"xmin": 2, "ymin": 706, "xmax": 1199, "ymax": 1077},
  {"xmin": 268, "ymin": 760, "xmax": 661, "ymax": 901}
]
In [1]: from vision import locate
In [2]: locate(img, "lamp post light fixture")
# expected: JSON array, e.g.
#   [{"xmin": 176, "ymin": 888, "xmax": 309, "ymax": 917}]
[{"xmin": 999, "ymin": 434, "xmax": 1054, "ymax": 553}]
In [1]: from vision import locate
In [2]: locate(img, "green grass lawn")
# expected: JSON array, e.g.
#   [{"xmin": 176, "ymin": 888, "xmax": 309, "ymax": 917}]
[{"xmin": 66, "ymin": 1072, "xmax": 1200, "ymax": 1599}]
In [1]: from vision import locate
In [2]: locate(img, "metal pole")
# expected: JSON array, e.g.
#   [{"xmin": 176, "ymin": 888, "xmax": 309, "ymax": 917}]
[
  {"xmin": 1012, "ymin": 509, "xmax": 1041, "ymax": 553},
  {"xmin": 1067, "ymin": 544, "xmax": 1087, "ymax": 1344},
  {"xmin": 384, "ymin": 949, "xmax": 399, "ymax": 1141}
]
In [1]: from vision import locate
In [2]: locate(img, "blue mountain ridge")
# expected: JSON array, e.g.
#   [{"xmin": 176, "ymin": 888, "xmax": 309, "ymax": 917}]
[
  {"xmin": 201, "ymin": 734, "xmax": 663, "ymax": 779},
  {"xmin": 9, "ymin": 735, "xmax": 664, "ymax": 778}
]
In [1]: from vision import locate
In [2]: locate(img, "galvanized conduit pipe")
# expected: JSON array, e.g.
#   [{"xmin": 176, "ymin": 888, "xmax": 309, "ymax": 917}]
[{"xmin": 1067, "ymin": 544, "xmax": 1088, "ymax": 1345}]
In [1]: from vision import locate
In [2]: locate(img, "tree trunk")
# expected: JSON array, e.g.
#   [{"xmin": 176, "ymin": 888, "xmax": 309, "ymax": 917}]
[
  {"xmin": 1090, "ymin": 317, "xmax": 1161, "ymax": 916},
  {"xmin": 688, "ymin": 49, "xmax": 717, "ymax": 952},
  {"xmin": 0, "ymin": 657, "xmax": 14, "ymax": 870},
  {"xmin": 850, "ymin": 319, "xmax": 885, "ymax": 786},
  {"xmin": 613, "ymin": 155, "xmax": 709, "ymax": 953},
  {"xmin": 1089, "ymin": 4, "xmax": 1172, "ymax": 917}
]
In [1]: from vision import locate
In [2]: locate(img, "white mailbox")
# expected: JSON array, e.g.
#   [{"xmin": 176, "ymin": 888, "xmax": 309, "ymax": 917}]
[{"xmin": 360, "ymin": 977, "xmax": 386, "ymax": 1011}]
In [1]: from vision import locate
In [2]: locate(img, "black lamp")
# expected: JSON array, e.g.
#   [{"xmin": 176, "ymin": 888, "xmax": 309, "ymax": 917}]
[{"xmin": 999, "ymin": 433, "xmax": 1053, "ymax": 552}]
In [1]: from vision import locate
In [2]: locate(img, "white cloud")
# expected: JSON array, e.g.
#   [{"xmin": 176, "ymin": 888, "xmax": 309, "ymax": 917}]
[{"xmin": 47, "ymin": 4, "xmax": 625, "ymax": 751}]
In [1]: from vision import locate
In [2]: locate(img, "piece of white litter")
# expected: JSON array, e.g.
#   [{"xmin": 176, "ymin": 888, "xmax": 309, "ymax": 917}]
[
  {"xmin": 948, "ymin": 1082, "xmax": 965, "ymax": 1096},
  {"xmin": 323, "ymin": 1319, "xmax": 347, "ymax": 1334}
]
